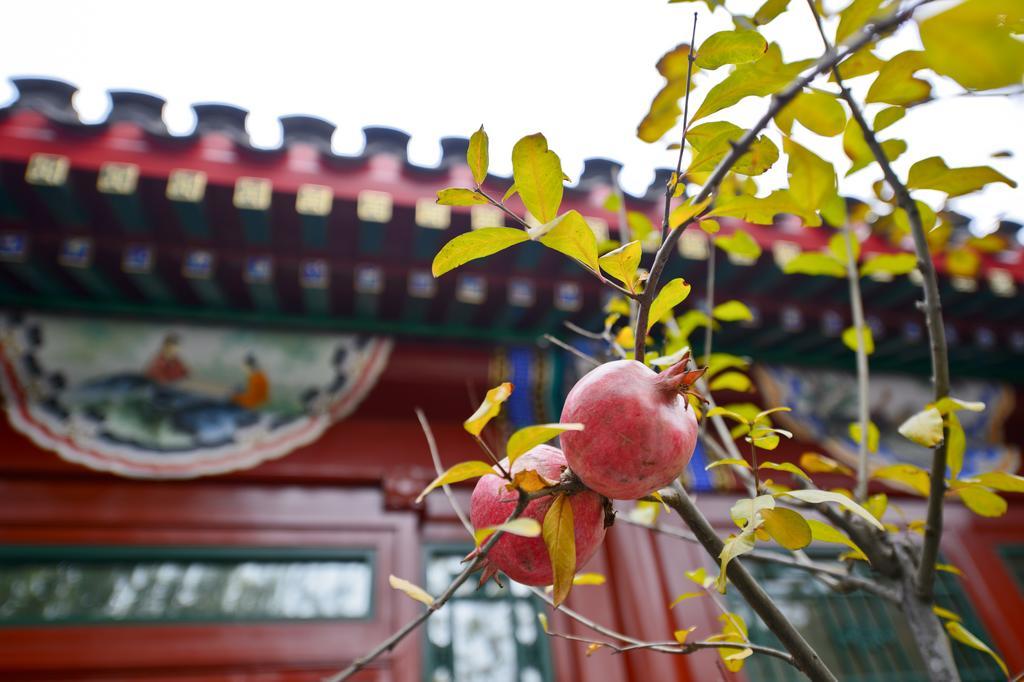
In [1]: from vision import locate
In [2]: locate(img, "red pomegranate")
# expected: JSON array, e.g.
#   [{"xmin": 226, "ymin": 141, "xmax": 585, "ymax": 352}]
[
  {"xmin": 559, "ymin": 355, "xmax": 702, "ymax": 499},
  {"xmin": 469, "ymin": 445, "xmax": 608, "ymax": 586}
]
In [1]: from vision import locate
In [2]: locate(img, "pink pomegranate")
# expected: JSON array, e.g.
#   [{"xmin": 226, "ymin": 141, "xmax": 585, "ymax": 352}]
[
  {"xmin": 560, "ymin": 355, "xmax": 702, "ymax": 499},
  {"xmin": 470, "ymin": 444, "xmax": 607, "ymax": 586}
]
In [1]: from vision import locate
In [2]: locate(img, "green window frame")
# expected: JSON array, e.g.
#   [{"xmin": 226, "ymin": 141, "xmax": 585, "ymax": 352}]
[
  {"xmin": 725, "ymin": 553, "xmax": 1005, "ymax": 682},
  {"xmin": 998, "ymin": 545, "xmax": 1024, "ymax": 594},
  {"xmin": 422, "ymin": 544, "xmax": 554, "ymax": 682},
  {"xmin": 0, "ymin": 544, "xmax": 376, "ymax": 626}
]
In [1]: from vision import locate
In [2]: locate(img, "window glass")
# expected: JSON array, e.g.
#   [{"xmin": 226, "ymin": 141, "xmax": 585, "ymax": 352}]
[{"xmin": 0, "ymin": 546, "xmax": 373, "ymax": 625}]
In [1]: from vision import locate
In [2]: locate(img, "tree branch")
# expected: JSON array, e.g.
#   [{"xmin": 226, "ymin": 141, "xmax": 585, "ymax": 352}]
[{"xmin": 841, "ymin": 221, "xmax": 873, "ymax": 503}]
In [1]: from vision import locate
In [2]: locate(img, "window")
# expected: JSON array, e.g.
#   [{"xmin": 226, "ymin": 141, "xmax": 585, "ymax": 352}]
[
  {"xmin": 999, "ymin": 546, "xmax": 1024, "ymax": 594},
  {"xmin": 423, "ymin": 546, "xmax": 553, "ymax": 682},
  {"xmin": 726, "ymin": 555, "xmax": 1005, "ymax": 682},
  {"xmin": 0, "ymin": 545, "xmax": 374, "ymax": 625}
]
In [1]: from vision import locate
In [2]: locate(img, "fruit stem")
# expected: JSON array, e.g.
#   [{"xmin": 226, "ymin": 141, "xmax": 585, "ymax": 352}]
[{"xmin": 653, "ymin": 352, "xmax": 707, "ymax": 403}]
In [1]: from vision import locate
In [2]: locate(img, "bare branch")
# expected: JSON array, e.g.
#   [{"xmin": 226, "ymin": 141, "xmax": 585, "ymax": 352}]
[
  {"xmin": 417, "ymin": 408, "xmax": 474, "ymax": 537},
  {"xmin": 543, "ymin": 333, "xmax": 602, "ymax": 368},
  {"xmin": 840, "ymin": 221, "xmax": 873, "ymax": 503}
]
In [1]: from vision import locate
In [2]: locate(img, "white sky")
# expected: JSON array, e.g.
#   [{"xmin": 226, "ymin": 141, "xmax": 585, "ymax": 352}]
[{"xmin": 2, "ymin": 0, "xmax": 1021, "ymax": 234}]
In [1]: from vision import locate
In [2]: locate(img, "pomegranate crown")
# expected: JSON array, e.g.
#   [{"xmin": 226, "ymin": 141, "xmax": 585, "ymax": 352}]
[{"xmin": 652, "ymin": 351, "xmax": 707, "ymax": 407}]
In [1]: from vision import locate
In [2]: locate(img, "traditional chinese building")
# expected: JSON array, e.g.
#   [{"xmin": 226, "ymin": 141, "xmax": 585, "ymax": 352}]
[{"xmin": 0, "ymin": 78, "xmax": 1021, "ymax": 681}]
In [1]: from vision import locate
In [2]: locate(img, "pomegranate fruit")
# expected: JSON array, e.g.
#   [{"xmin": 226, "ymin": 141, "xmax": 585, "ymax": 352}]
[
  {"xmin": 559, "ymin": 354, "xmax": 702, "ymax": 499},
  {"xmin": 470, "ymin": 444, "xmax": 607, "ymax": 586}
]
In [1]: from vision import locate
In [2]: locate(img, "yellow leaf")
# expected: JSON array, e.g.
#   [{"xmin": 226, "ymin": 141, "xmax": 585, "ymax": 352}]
[
  {"xmin": 537, "ymin": 612, "xmax": 549, "ymax": 633},
  {"xmin": 783, "ymin": 252, "xmax": 846, "ymax": 277},
  {"xmin": 907, "ymin": 156, "xmax": 1017, "ymax": 198},
  {"xmin": 956, "ymin": 486, "xmax": 1008, "ymax": 517},
  {"xmin": 945, "ymin": 621, "xmax": 1008, "ymax": 677},
  {"xmin": 650, "ymin": 490, "xmax": 670, "ymax": 511},
  {"xmin": 842, "ymin": 325, "xmax": 875, "ymax": 355},
  {"xmin": 859, "ymin": 253, "xmax": 918, "ymax": 277},
  {"xmin": 933, "ymin": 605, "xmax": 962, "ymax": 622},
  {"xmin": 389, "ymin": 574, "xmax": 434, "ymax": 606},
  {"xmin": 432, "ymin": 228, "xmax": 529, "ymax": 277},
  {"xmin": 872, "ymin": 463, "xmax": 932, "ymax": 496},
  {"xmin": 699, "ymin": 219, "xmax": 720, "ymax": 234},
  {"xmin": 836, "ymin": 0, "xmax": 885, "ymax": 42},
  {"xmin": 865, "ymin": 493, "xmax": 888, "ymax": 521},
  {"xmin": 849, "ymin": 421, "xmax": 880, "ymax": 453},
  {"xmin": 695, "ymin": 30, "xmax": 768, "ymax": 69},
  {"xmin": 533, "ymin": 210, "xmax": 601, "ymax": 275},
  {"xmin": 760, "ymin": 507, "xmax": 812, "ymax": 550},
  {"xmin": 713, "ymin": 300, "xmax": 753, "ymax": 322},
  {"xmin": 866, "ymin": 51, "xmax": 931, "ymax": 106},
  {"xmin": 717, "ymin": 613, "xmax": 750, "ymax": 671},
  {"xmin": 693, "ymin": 44, "xmax": 814, "ymax": 122},
  {"xmin": 673, "ymin": 626, "xmax": 697, "ymax": 643},
  {"xmin": 543, "ymin": 493, "xmax": 576, "ymax": 606},
  {"xmin": 874, "ymin": 106, "xmax": 905, "ymax": 132},
  {"xmin": 714, "ymin": 229, "xmax": 762, "ymax": 260},
  {"xmin": 585, "ymin": 642, "xmax": 602, "ymax": 656},
  {"xmin": 436, "ymin": 188, "xmax": 489, "ymax": 206},
  {"xmin": 507, "ymin": 468, "xmax": 559, "ymax": 494},
  {"xmin": 572, "ymin": 572, "xmax": 606, "ymax": 586},
  {"xmin": 512, "ymin": 133, "xmax": 564, "ymax": 224},
  {"xmin": 898, "ymin": 407, "xmax": 944, "ymax": 448},
  {"xmin": 467, "ymin": 126, "xmax": 489, "ymax": 186},
  {"xmin": 669, "ymin": 196, "xmax": 713, "ymax": 229},
  {"xmin": 669, "ymin": 592, "xmax": 704, "ymax": 608},
  {"xmin": 507, "ymin": 423, "xmax": 584, "ymax": 463},
  {"xmin": 800, "ymin": 452, "xmax": 853, "ymax": 475},
  {"xmin": 474, "ymin": 518, "xmax": 543, "ymax": 546},
  {"xmin": 776, "ymin": 489, "xmax": 885, "ymax": 530},
  {"xmin": 416, "ymin": 460, "xmax": 497, "ymax": 503},
  {"xmin": 464, "ymin": 382, "xmax": 514, "ymax": 436},
  {"xmin": 648, "ymin": 278, "xmax": 692, "ymax": 332},
  {"xmin": 920, "ymin": 0, "xmax": 1024, "ymax": 91},
  {"xmin": 936, "ymin": 563, "xmax": 963, "ymax": 576},
  {"xmin": 933, "ymin": 397, "xmax": 986, "ymax": 415},
  {"xmin": 806, "ymin": 519, "xmax": 870, "ymax": 558},
  {"xmin": 947, "ymin": 412, "xmax": 966, "ymax": 480},
  {"xmin": 759, "ymin": 461, "xmax": 811, "ymax": 483},
  {"xmin": 785, "ymin": 137, "xmax": 838, "ymax": 213},
  {"xmin": 598, "ymin": 240, "xmax": 642, "ymax": 291},
  {"xmin": 502, "ymin": 183, "xmax": 518, "ymax": 203},
  {"xmin": 730, "ymin": 494, "xmax": 776, "ymax": 528},
  {"xmin": 707, "ymin": 458, "xmax": 753, "ymax": 471},
  {"xmin": 716, "ymin": 527, "xmax": 757, "ymax": 592},
  {"xmin": 969, "ymin": 471, "xmax": 1024, "ymax": 493},
  {"xmin": 725, "ymin": 648, "xmax": 753, "ymax": 663},
  {"xmin": 709, "ymin": 372, "xmax": 754, "ymax": 393}
]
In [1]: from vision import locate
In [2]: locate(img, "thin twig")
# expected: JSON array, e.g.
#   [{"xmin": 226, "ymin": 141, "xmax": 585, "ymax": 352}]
[
  {"xmin": 544, "ymin": 334, "xmax": 602, "ymax": 367},
  {"xmin": 661, "ymin": 12, "xmax": 700, "ymax": 244},
  {"xmin": 417, "ymin": 408, "xmax": 474, "ymax": 537},
  {"xmin": 840, "ymin": 221, "xmax": 873, "ymax": 503}
]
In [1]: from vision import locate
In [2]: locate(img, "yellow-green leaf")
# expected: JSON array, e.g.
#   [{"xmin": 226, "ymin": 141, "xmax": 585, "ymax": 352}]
[
  {"xmin": 507, "ymin": 423, "xmax": 584, "ymax": 463},
  {"xmin": 416, "ymin": 460, "xmax": 497, "ymax": 503},
  {"xmin": 468, "ymin": 126, "xmax": 489, "ymax": 186},
  {"xmin": 716, "ymin": 527, "xmax": 757, "ymax": 592},
  {"xmin": 898, "ymin": 407, "xmax": 944, "ymax": 448},
  {"xmin": 947, "ymin": 412, "xmax": 966, "ymax": 480},
  {"xmin": 709, "ymin": 372, "xmax": 754, "ymax": 392},
  {"xmin": 502, "ymin": 183, "xmax": 518, "ymax": 203},
  {"xmin": 956, "ymin": 485, "xmax": 1008, "ymax": 517},
  {"xmin": 865, "ymin": 493, "xmax": 888, "ymax": 520},
  {"xmin": 776, "ymin": 489, "xmax": 885, "ymax": 530},
  {"xmin": 933, "ymin": 397, "xmax": 986, "ymax": 415},
  {"xmin": 849, "ymin": 421, "xmax": 880, "ymax": 453},
  {"xmin": 437, "ymin": 188, "xmax": 489, "ymax": 206},
  {"xmin": 693, "ymin": 44, "xmax": 814, "ymax": 122},
  {"xmin": 806, "ymin": 518, "xmax": 868, "ymax": 558},
  {"xmin": 933, "ymin": 605, "xmax": 962, "ymax": 622},
  {"xmin": 860, "ymin": 253, "xmax": 918, "ymax": 277},
  {"xmin": 783, "ymin": 252, "xmax": 846, "ymax": 277},
  {"xmin": 700, "ymin": 219, "xmax": 720, "ymax": 234},
  {"xmin": 777, "ymin": 91, "xmax": 846, "ymax": 137},
  {"xmin": 512, "ymin": 133, "xmax": 564, "ymax": 224},
  {"xmin": 572, "ymin": 572, "xmax": 606, "ymax": 586},
  {"xmin": 389, "ymin": 574, "xmax": 434, "ymax": 606},
  {"xmin": 685, "ymin": 566, "xmax": 710, "ymax": 587},
  {"xmin": 842, "ymin": 325, "xmax": 875, "ymax": 355},
  {"xmin": 707, "ymin": 406, "xmax": 750, "ymax": 425},
  {"xmin": 871, "ymin": 463, "xmax": 931, "ymax": 496},
  {"xmin": 970, "ymin": 471, "xmax": 1024, "ymax": 493},
  {"xmin": 832, "ymin": 50, "xmax": 884, "ymax": 81},
  {"xmin": 669, "ymin": 196, "xmax": 713, "ymax": 229},
  {"xmin": 433, "ymin": 228, "xmax": 529, "ymax": 277},
  {"xmin": 731, "ymin": 494, "xmax": 776, "ymax": 528},
  {"xmin": 627, "ymin": 211, "xmax": 656, "ymax": 242},
  {"xmin": 537, "ymin": 612, "xmax": 549, "ymax": 633},
  {"xmin": 759, "ymin": 461, "xmax": 812, "ymax": 483},
  {"xmin": 713, "ymin": 300, "xmax": 753, "ymax": 322},
  {"xmin": 906, "ymin": 156, "xmax": 1017, "ymax": 198},
  {"xmin": 599, "ymin": 240, "xmax": 642, "ymax": 291},
  {"xmin": 648, "ymin": 278, "xmax": 692, "ymax": 332},
  {"xmin": 474, "ymin": 518, "xmax": 543, "ymax": 546},
  {"xmin": 714, "ymin": 229, "xmax": 762, "ymax": 260},
  {"xmin": 754, "ymin": 0, "xmax": 789, "ymax": 24},
  {"xmin": 464, "ymin": 382, "xmax": 514, "ymax": 436},
  {"xmin": 843, "ymin": 118, "xmax": 908, "ymax": 175},
  {"xmin": 920, "ymin": 0, "xmax": 1024, "ymax": 91},
  {"xmin": 717, "ymin": 613, "xmax": 750, "ymax": 671},
  {"xmin": 873, "ymin": 106, "xmax": 905, "ymax": 132},
  {"xmin": 707, "ymin": 458, "xmax": 753, "ymax": 470},
  {"xmin": 945, "ymin": 621, "xmax": 1008, "ymax": 676},
  {"xmin": 696, "ymin": 30, "xmax": 768, "ymax": 69},
  {"xmin": 865, "ymin": 51, "xmax": 931, "ymax": 106},
  {"xmin": 534, "ymin": 210, "xmax": 601, "ymax": 275},
  {"xmin": 670, "ymin": 591, "xmax": 703, "ymax": 607},
  {"xmin": 543, "ymin": 493, "xmax": 576, "ymax": 606},
  {"xmin": 761, "ymin": 507, "xmax": 812, "ymax": 550},
  {"xmin": 836, "ymin": 0, "xmax": 885, "ymax": 42},
  {"xmin": 800, "ymin": 452, "xmax": 854, "ymax": 475}
]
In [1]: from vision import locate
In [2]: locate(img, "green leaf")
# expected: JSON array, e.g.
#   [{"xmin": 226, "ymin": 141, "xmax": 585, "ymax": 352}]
[
  {"xmin": 669, "ymin": 196, "xmax": 713, "ymax": 229},
  {"xmin": 906, "ymin": 156, "xmax": 1017, "ymax": 198},
  {"xmin": 783, "ymin": 252, "xmax": 846, "ymax": 277},
  {"xmin": 712, "ymin": 300, "xmax": 753, "ymax": 322},
  {"xmin": 543, "ymin": 493, "xmax": 576, "ymax": 606},
  {"xmin": 507, "ymin": 423, "xmax": 584, "ymax": 464},
  {"xmin": 693, "ymin": 44, "xmax": 814, "ymax": 122},
  {"xmin": 947, "ymin": 412, "xmax": 966, "ymax": 480},
  {"xmin": 416, "ymin": 460, "xmax": 497, "ymax": 503},
  {"xmin": 956, "ymin": 485, "xmax": 1008, "ymax": 517},
  {"xmin": 860, "ymin": 253, "xmax": 918, "ymax": 277},
  {"xmin": 533, "ymin": 210, "xmax": 602, "ymax": 275},
  {"xmin": 432, "ymin": 228, "xmax": 529, "ymax": 277},
  {"xmin": 775, "ymin": 489, "xmax": 885, "ymax": 530},
  {"xmin": 474, "ymin": 518, "xmax": 542, "ymax": 546},
  {"xmin": 464, "ymin": 382, "xmax": 514, "ymax": 436},
  {"xmin": 849, "ymin": 421, "xmax": 880, "ymax": 454},
  {"xmin": 945, "ymin": 621, "xmax": 1008, "ymax": 676},
  {"xmin": 696, "ymin": 30, "xmax": 768, "ymax": 69},
  {"xmin": 920, "ymin": 0, "xmax": 1024, "ymax": 91},
  {"xmin": 897, "ymin": 407, "xmax": 944, "ymax": 447},
  {"xmin": 836, "ymin": 0, "xmax": 885, "ymax": 43},
  {"xmin": 776, "ymin": 91, "xmax": 846, "ymax": 137},
  {"xmin": 785, "ymin": 137, "xmax": 838, "ymax": 213},
  {"xmin": 648, "ymin": 278, "xmax": 692, "ymax": 332},
  {"xmin": 436, "ymin": 188, "xmax": 489, "ymax": 206},
  {"xmin": 389, "ymin": 574, "xmax": 434, "ymax": 606},
  {"xmin": 871, "ymin": 463, "xmax": 931, "ymax": 496},
  {"xmin": 714, "ymin": 229, "xmax": 762, "ymax": 260},
  {"xmin": 866, "ymin": 51, "xmax": 932, "ymax": 106},
  {"xmin": 709, "ymin": 372, "xmax": 754, "ymax": 392},
  {"xmin": 468, "ymin": 126, "xmax": 489, "ymax": 186},
  {"xmin": 754, "ymin": 0, "xmax": 789, "ymax": 24},
  {"xmin": 760, "ymin": 507, "xmax": 812, "ymax": 550},
  {"xmin": 512, "ymin": 133, "xmax": 564, "ymax": 224},
  {"xmin": 759, "ymin": 461, "xmax": 812, "ymax": 483},
  {"xmin": 873, "ymin": 106, "xmax": 905, "ymax": 132},
  {"xmin": 842, "ymin": 325, "xmax": 875, "ymax": 355},
  {"xmin": 598, "ymin": 240, "xmax": 642, "ymax": 292}
]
